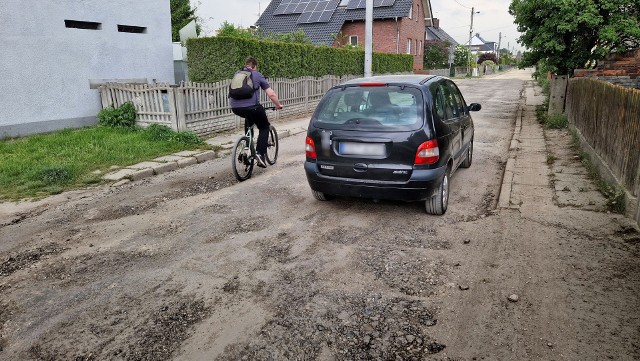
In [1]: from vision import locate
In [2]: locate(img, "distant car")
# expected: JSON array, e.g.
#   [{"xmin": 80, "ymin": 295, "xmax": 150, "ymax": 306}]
[{"xmin": 304, "ymin": 75, "xmax": 481, "ymax": 215}]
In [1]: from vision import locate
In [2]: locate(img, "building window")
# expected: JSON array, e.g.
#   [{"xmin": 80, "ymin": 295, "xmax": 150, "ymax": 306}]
[
  {"xmin": 419, "ymin": 40, "xmax": 422, "ymax": 55},
  {"xmin": 118, "ymin": 25, "xmax": 147, "ymax": 34},
  {"xmin": 414, "ymin": 39, "xmax": 418, "ymax": 55},
  {"xmin": 407, "ymin": 39, "xmax": 411, "ymax": 54},
  {"xmin": 65, "ymin": 20, "xmax": 101, "ymax": 30},
  {"xmin": 349, "ymin": 35, "xmax": 358, "ymax": 46},
  {"xmin": 408, "ymin": 4, "xmax": 413, "ymax": 19}
]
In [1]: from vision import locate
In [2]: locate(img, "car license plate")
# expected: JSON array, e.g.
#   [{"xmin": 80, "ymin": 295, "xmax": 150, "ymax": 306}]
[{"xmin": 339, "ymin": 142, "xmax": 385, "ymax": 156}]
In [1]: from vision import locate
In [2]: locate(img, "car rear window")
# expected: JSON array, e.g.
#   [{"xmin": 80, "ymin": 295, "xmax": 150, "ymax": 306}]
[{"xmin": 312, "ymin": 85, "xmax": 424, "ymax": 131}]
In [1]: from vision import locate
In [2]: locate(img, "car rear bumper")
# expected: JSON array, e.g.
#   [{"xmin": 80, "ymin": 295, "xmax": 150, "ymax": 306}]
[{"xmin": 304, "ymin": 161, "xmax": 446, "ymax": 201}]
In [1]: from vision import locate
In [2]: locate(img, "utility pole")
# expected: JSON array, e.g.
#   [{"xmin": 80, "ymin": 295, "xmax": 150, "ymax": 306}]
[
  {"xmin": 365, "ymin": 0, "xmax": 373, "ymax": 77},
  {"xmin": 467, "ymin": 7, "xmax": 478, "ymax": 76},
  {"xmin": 497, "ymin": 32, "xmax": 502, "ymax": 65}
]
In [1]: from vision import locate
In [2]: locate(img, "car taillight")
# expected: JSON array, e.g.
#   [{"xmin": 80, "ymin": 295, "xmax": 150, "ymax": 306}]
[
  {"xmin": 305, "ymin": 136, "xmax": 317, "ymax": 159},
  {"xmin": 415, "ymin": 139, "xmax": 439, "ymax": 165}
]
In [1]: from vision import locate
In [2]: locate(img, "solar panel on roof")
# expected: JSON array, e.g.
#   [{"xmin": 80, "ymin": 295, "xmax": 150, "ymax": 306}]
[
  {"xmin": 274, "ymin": 0, "xmax": 296, "ymax": 15},
  {"xmin": 297, "ymin": 0, "xmax": 340, "ymax": 24},
  {"xmin": 297, "ymin": 12, "xmax": 313, "ymax": 23},
  {"xmin": 277, "ymin": 0, "xmax": 339, "ymax": 15},
  {"xmin": 346, "ymin": 0, "xmax": 396, "ymax": 9},
  {"xmin": 346, "ymin": 0, "xmax": 364, "ymax": 9},
  {"xmin": 294, "ymin": 0, "xmax": 314, "ymax": 13}
]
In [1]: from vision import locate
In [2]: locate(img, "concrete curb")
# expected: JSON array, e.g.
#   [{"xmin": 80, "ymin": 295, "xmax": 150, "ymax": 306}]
[
  {"xmin": 498, "ymin": 158, "xmax": 517, "ymax": 209},
  {"xmin": 104, "ymin": 117, "xmax": 310, "ymax": 184},
  {"xmin": 510, "ymin": 105, "xmax": 523, "ymax": 151},
  {"xmin": 104, "ymin": 150, "xmax": 215, "ymax": 183},
  {"xmin": 130, "ymin": 168, "xmax": 154, "ymax": 181},
  {"xmin": 153, "ymin": 162, "xmax": 178, "ymax": 175},
  {"xmin": 499, "ymin": 104, "xmax": 524, "ymax": 209}
]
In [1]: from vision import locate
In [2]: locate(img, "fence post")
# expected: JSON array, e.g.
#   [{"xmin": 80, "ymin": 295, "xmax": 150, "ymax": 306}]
[
  {"xmin": 174, "ymin": 86, "xmax": 187, "ymax": 131},
  {"xmin": 549, "ymin": 74, "xmax": 568, "ymax": 115},
  {"xmin": 166, "ymin": 86, "xmax": 179, "ymax": 131},
  {"xmin": 304, "ymin": 77, "xmax": 309, "ymax": 113}
]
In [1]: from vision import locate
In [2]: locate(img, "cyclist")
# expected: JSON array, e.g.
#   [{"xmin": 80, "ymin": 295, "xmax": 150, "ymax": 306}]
[{"xmin": 229, "ymin": 57, "xmax": 283, "ymax": 168}]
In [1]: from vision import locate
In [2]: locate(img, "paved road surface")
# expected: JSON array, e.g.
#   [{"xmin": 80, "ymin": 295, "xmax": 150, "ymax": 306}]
[{"xmin": 0, "ymin": 69, "xmax": 638, "ymax": 360}]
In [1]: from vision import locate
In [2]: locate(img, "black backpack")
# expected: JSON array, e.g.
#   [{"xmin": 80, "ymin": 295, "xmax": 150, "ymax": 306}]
[{"xmin": 228, "ymin": 70, "xmax": 256, "ymax": 100}]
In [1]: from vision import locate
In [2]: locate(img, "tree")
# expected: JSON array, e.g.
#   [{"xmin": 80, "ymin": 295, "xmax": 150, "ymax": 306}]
[
  {"xmin": 423, "ymin": 41, "xmax": 451, "ymax": 69},
  {"xmin": 477, "ymin": 52, "xmax": 498, "ymax": 64},
  {"xmin": 216, "ymin": 21, "xmax": 253, "ymax": 39},
  {"xmin": 509, "ymin": 0, "xmax": 640, "ymax": 74},
  {"xmin": 453, "ymin": 45, "xmax": 471, "ymax": 67},
  {"xmin": 171, "ymin": 0, "xmax": 201, "ymax": 42},
  {"xmin": 216, "ymin": 23, "xmax": 312, "ymax": 44}
]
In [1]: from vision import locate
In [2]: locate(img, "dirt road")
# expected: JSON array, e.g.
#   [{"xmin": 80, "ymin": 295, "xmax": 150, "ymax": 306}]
[{"xmin": 1, "ymin": 69, "xmax": 638, "ymax": 360}]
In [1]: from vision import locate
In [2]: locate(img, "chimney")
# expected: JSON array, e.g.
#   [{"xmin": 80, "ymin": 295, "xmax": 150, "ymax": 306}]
[{"xmin": 433, "ymin": 18, "xmax": 440, "ymax": 28}]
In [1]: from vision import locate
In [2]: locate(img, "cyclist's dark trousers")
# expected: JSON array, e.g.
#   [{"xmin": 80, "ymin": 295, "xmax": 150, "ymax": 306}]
[{"xmin": 232, "ymin": 104, "xmax": 270, "ymax": 156}]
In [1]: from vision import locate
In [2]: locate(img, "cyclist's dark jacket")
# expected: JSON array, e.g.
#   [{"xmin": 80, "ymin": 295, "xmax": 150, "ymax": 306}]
[{"xmin": 229, "ymin": 67, "xmax": 270, "ymax": 108}]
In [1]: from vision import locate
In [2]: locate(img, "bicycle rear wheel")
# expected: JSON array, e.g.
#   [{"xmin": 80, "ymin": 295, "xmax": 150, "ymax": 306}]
[
  {"xmin": 265, "ymin": 125, "xmax": 279, "ymax": 165},
  {"xmin": 232, "ymin": 136, "xmax": 254, "ymax": 181}
]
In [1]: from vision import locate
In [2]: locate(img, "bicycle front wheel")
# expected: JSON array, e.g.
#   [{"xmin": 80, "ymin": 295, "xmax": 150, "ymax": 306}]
[
  {"xmin": 266, "ymin": 125, "xmax": 279, "ymax": 165},
  {"xmin": 232, "ymin": 136, "xmax": 254, "ymax": 181}
]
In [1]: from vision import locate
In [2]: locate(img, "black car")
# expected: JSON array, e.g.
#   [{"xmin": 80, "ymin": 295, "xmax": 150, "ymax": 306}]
[{"xmin": 304, "ymin": 75, "xmax": 481, "ymax": 215}]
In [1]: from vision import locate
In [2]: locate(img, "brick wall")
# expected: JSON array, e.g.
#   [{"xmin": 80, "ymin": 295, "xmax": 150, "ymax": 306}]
[
  {"xmin": 573, "ymin": 49, "xmax": 640, "ymax": 89},
  {"xmin": 338, "ymin": 0, "xmax": 425, "ymax": 70}
]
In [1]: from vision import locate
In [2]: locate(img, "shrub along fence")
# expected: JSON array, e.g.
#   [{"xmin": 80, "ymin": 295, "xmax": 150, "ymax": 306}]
[
  {"xmin": 99, "ymin": 75, "xmax": 359, "ymax": 136},
  {"xmin": 186, "ymin": 36, "xmax": 413, "ymax": 83},
  {"xmin": 566, "ymin": 77, "xmax": 640, "ymax": 222}
]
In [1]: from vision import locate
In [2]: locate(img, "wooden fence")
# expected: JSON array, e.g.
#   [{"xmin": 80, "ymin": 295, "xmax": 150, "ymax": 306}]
[
  {"xmin": 99, "ymin": 75, "xmax": 359, "ymax": 136},
  {"xmin": 566, "ymin": 77, "xmax": 640, "ymax": 202}
]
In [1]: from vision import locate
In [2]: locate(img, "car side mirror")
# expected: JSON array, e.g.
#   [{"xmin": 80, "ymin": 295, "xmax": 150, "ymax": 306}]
[{"xmin": 468, "ymin": 103, "xmax": 481, "ymax": 112}]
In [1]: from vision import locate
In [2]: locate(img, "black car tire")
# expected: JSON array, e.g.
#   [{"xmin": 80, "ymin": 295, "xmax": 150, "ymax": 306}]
[
  {"xmin": 425, "ymin": 168, "xmax": 450, "ymax": 215},
  {"xmin": 311, "ymin": 190, "xmax": 332, "ymax": 201},
  {"xmin": 460, "ymin": 139, "xmax": 473, "ymax": 168}
]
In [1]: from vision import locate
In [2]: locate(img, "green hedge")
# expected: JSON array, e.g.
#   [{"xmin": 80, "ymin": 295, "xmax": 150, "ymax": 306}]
[{"xmin": 186, "ymin": 36, "xmax": 413, "ymax": 82}]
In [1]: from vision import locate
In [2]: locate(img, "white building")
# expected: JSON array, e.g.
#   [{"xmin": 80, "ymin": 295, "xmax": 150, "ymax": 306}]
[{"xmin": 0, "ymin": 0, "xmax": 174, "ymax": 138}]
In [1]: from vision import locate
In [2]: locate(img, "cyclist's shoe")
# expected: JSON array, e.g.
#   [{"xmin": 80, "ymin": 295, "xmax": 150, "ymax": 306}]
[{"xmin": 255, "ymin": 153, "xmax": 267, "ymax": 168}]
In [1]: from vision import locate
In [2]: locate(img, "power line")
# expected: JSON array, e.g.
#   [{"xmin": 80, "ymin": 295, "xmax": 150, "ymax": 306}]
[{"xmin": 453, "ymin": 0, "xmax": 472, "ymax": 10}]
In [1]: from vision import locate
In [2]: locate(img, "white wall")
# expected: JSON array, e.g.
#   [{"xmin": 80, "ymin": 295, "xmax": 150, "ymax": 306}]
[{"xmin": 0, "ymin": 0, "xmax": 173, "ymax": 138}]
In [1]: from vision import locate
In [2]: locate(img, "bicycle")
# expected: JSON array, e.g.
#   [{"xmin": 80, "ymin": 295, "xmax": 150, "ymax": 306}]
[{"xmin": 231, "ymin": 107, "xmax": 279, "ymax": 181}]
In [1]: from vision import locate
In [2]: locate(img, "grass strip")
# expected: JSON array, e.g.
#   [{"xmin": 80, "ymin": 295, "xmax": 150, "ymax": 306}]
[{"xmin": 0, "ymin": 126, "xmax": 210, "ymax": 201}]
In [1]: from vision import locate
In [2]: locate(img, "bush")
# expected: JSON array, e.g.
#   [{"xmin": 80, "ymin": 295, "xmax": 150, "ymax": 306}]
[
  {"xmin": 477, "ymin": 52, "xmax": 498, "ymax": 64},
  {"xmin": 171, "ymin": 131, "xmax": 203, "ymax": 145},
  {"xmin": 545, "ymin": 113, "xmax": 568, "ymax": 129},
  {"xmin": 143, "ymin": 124, "xmax": 204, "ymax": 145},
  {"xmin": 603, "ymin": 184, "xmax": 626, "ymax": 214},
  {"xmin": 144, "ymin": 123, "xmax": 174, "ymax": 141},
  {"xmin": 186, "ymin": 36, "xmax": 413, "ymax": 82},
  {"xmin": 97, "ymin": 102, "xmax": 137, "ymax": 128},
  {"xmin": 423, "ymin": 41, "xmax": 450, "ymax": 69}
]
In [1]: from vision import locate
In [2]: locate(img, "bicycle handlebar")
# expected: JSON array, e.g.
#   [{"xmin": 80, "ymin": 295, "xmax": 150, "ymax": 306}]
[{"xmin": 264, "ymin": 106, "xmax": 278, "ymax": 111}]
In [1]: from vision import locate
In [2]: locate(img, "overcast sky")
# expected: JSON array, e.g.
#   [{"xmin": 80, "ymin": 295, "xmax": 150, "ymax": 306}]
[{"xmin": 194, "ymin": 0, "xmax": 524, "ymax": 52}]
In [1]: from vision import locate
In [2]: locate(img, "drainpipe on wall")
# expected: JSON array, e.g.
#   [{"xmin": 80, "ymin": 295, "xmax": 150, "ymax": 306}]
[{"xmin": 395, "ymin": 17, "xmax": 399, "ymax": 54}]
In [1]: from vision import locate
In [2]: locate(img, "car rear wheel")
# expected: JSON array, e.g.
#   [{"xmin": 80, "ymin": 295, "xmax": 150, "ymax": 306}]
[
  {"xmin": 460, "ymin": 139, "xmax": 473, "ymax": 168},
  {"xmin": 311, "ymin": 190, "xmax": 332, "ymax": 201},
  {"xmin": 425, "ymin": 168, "xmax": 449, "ymax": 215}
]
